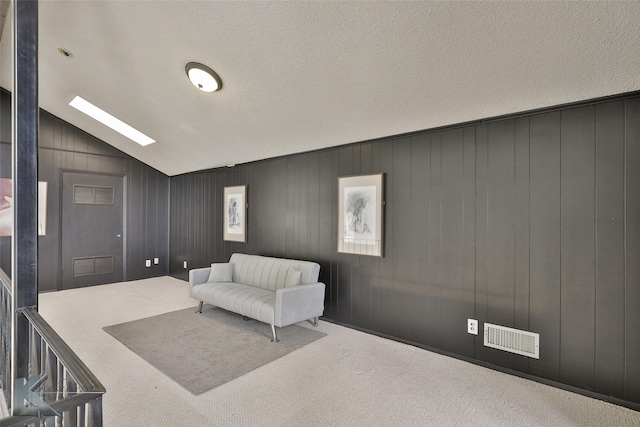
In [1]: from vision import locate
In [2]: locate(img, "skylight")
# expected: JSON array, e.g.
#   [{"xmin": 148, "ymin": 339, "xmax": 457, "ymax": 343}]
[{"xmin": 69, "ymin": 96, "xmax": 155, "ymax": 146}]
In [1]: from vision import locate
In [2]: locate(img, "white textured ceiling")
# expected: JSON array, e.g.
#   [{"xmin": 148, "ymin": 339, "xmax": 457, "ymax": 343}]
[{"xmin": 1, "ymin": 1, "xmax": 640, "ymax": 176}]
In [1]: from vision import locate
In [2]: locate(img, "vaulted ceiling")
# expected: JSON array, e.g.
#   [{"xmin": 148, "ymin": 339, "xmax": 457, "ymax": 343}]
[{"xmin": 1, "ymin": 1, "xmax": 639, "ymax": 176}]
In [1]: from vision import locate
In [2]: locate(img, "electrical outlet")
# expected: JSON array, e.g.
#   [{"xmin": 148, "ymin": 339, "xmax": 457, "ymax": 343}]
[
  {"xmin": 468, "ymin": 319, "xmax": 478, "ymax": 335},
  {"xmin": 183, "ymin": 261, "xmax": 188, "ymax": 269},
  {"xmin": 154, "ymin": 258, "xmax": 159, "ymax": 265},
  {"xmin": 145, "ymin": 259, "xmax": 151, "ymax": 268}
]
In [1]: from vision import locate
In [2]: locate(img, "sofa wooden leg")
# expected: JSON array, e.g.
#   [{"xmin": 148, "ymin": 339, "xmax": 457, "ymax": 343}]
[
  {"xmin": 196, "ymin": 301, "xmax": 203, "ymax": 314},
  {"xmin": 271, "ymin": 324, "xmax": 279, "ymax": 343}
]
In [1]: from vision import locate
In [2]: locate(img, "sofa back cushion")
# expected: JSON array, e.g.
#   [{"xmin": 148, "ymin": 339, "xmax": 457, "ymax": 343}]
[
  {"xmin": 284, "ymin": 267, "xmax": 302, "ymax": 288},
  {"xmin": 229, "ymin": 253, "xmax": 320, "ymax": 291}
]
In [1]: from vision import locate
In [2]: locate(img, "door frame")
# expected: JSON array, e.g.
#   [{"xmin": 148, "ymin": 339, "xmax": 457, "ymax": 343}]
[{"xmin": 58, "ymin": 169, "xmax": 128, "ymax": 289}]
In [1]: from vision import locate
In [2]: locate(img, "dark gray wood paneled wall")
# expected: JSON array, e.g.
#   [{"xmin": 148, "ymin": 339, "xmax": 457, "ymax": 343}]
[
  {"xmin": 169, "ymin": 95, "xmax": 640, "ymax": 407},
  {"xmin": 0, "ymin": 90, "xmax": 170, "ymax": 291}
]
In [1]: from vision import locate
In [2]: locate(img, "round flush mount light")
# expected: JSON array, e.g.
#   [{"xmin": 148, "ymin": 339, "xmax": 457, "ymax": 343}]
[{"xmin": 185, "ymin": 62, "xmax": 222, "ymax": 92}]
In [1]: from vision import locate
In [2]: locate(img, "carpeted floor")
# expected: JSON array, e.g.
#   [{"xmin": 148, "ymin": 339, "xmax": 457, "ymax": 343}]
[
  {"xmin": 103, "ymin": 306, "xmax": 326, "ymax": 394},
  {"xmin": 38, "ymin": 277, "xmax": 640, "ymax": 427}
]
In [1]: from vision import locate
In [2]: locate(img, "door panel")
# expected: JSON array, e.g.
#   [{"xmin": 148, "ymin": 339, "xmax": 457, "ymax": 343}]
[{"xmin": 61, "ymin": 172, "xmax": 124, "ymax": 289}]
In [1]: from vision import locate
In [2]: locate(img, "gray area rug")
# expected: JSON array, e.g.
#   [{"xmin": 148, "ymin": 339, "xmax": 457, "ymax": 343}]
[{"xmin": 103, "ymin": 306, "xmax": 326, "ymax": 395}]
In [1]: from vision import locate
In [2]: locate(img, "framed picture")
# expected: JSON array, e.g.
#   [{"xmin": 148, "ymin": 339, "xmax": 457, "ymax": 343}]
[
  {"xmin": 338, "ymin": 173, "xmax": 384, "ymax": 257},
  {"xmin": 223, "ymin": 185, "xmax": 247, "ymax": 242},
  {"xmin": 0, "ymin": 178, "xmax": 48, "ymax": 237}
]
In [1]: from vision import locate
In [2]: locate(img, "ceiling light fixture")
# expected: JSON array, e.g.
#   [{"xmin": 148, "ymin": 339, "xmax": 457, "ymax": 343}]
[
  {"xmin": 69, "ymin": 96, "xmax": 155, "ymax": 146},
  {"xmin": 185, "ymin": 62, "xmax": 222, "ymax": 92},
  {"xmin": 58, "ymin": 47, "xmax": 73, "ymax": 58}
]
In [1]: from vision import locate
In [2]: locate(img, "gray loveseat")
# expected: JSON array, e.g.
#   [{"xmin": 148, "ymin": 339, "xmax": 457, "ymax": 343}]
[{"xmin": 189, "ymin": 253, "xmax": 326, "ymax": 342}]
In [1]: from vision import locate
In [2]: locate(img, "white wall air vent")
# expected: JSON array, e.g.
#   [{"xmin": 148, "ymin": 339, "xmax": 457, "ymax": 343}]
[{"xmin": 483, "ymin": 323, "xmax": 539, "ymax": 359}]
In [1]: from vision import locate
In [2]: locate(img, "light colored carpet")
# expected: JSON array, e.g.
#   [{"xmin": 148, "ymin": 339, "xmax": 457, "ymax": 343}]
[
  {"xmin": 103, "ymin": 306, "xmax": 326, "ymax": 394},
  {"xmin": 37, "ymin": 277, "xmax": 640, "ymax": 427}
]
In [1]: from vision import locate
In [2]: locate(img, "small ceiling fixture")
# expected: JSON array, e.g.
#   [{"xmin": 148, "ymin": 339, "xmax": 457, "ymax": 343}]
[
  {"xmin": 185, "ymin": 62, "xmax": 222, "ymax": 92},
  {"xmin": 58, "ymin": 47, "xmax": 73, "ymax": 57}
]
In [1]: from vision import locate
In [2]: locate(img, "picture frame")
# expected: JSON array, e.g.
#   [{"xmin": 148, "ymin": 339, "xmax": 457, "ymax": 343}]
[
  {"xmin": 0, "ymin": 178, "xmax": 48, "ymax": 237},
  {"xmin": 223, "ymin": 185, "xmax": 247, "ymax": 242},
  {"xmin": 338, "ymin": 173, "xmax": 384, "ymax": 257}
]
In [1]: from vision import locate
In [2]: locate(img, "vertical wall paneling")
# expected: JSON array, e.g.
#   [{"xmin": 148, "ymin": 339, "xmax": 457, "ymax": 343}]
[
  {"xmin": 294, "ymin": 156, "xmax": 305, "ymax": 256},
  {"xmin": 625, "ymin": 97, "xmax": 640, "ymax": 403},
  {"xmin": 378, "ymin": 141, "xmax": 394, "ymax": 336},
  {"xmin": 214, "ymin": 172, "xmax": 225, "ymax": 263},
  {"xmin": 166, "ymin": 93, "xmax": 640, "ymax": 409},
  {"xmin": 367, "ymin": 143, "xmax": 382, "ymax": 333},
  {"xmin": 409, "ymin": 134, "xmax": 430, "ymax": 345},
  {"xmin": 158, "ymin": 173, "xmax": 169, "ymax": 276},
  {"xmin": 188, "ymin": 174, "xmax": 195, "ymax": 270},
  {"xmin": 560, "ymin": 106, "xmax": 596, "ymax": 390},
  {"xmin": 329, "ymin": 150, "xmax": 341, "ymax": 320},
  {"xmin": 349, "ymin": 147, "xmax": 363, "ymax": 327},
  {"xmin": 391, "ymin": 137, "xmax": 412, "ymax": 340},
  {"xmin": 198, "ymin": 173, "xmax": 208, "ymax": 267},
  {"xmin": 254, "ymin": 161, "xmax": 266, "ymax": 255},
  {"xmin": 426, "ymin": 133, "xmax": 442, "ymax": 347},
  {"xmin": 219, "ymin": 172, "xmax": 228, "ymax": 259},
  {"xmin": 336, "ymin": 147, "xmax": 354, "ymax": 325},
  {"xmin": 36, "ymin": 143, "xmax": 57, "ymax": 290},
  {"xmin": 440, "ymin": 129, "xmax": 465, "ymax": 354},
  {"xmin": 594, "ymin": 100, "xmax": 625, "ymax": 398},
  {"xmin": 513, "ymin": 117, "xmax": 531, "ymax": 373},
  {"xmin": 190, "ymin": 173, "xmax": 199, "ymax": 268},
  {"xmin": 128, "ymin": 161, "xmax": 143, "ymax": 279},
  {"xmin": 207, "ymin": 172, "xmax": 216, "ymax": 264},
  {"xmin": 356, "ymin": 144, "xmax": 373, "ymax": 330},
  {"xmin": 206, "ymin": 172, "xmax": 215, "ymax": 263},
  {"xmin": 140, "ymin": 163, "xmax": 150, "ymax": 277},
  {"xmin": 204, "ymin": 171, "xmax": 213, "ymax": 261},
  {"xmin": 529, "ymin": 112, "xmax": 562, "ymax": 382},
  {"xmin": 277, "ymin": 159, "xmax": 289, "ymax": 256},
  {"xmin": 301, "ymin": 155, "xmax": 310, "ymax": 256},
  {"xmin": 308, "ymin": 153, "xmax": 321, "ymax": 261},
  {"xmin": 486, "ymin": 119, "xmax": 516, "ymax": 369},
  {"xmin": 286, "ymin": 156, "xmax": 297, "ymax": 255},
  {"xmin": 318, "ymin": 151, "xmax": 335, "ymax": 318},
  {"xmin": 210, "ymin": 171, "xmax": 219, "ymax": 262},
  {"xmin": 461, "ymin": 127, "xmax": 476, "ymax": 358},
  {"xmin": 249, "ymin": 162, "xmax": 261, "ymax": 254},
  {"xmin": 169, "ymin": 177, "xmax": 176, "ymax": 274},
  {"xmin": 474, "ymin": 124, "xmax": 489, "ymax": 360}
]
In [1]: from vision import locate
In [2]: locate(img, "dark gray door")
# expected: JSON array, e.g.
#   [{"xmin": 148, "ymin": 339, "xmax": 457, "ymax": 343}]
[{"xmin": 61, "ymin": 172, "xmax": 124, "ymax": 289}]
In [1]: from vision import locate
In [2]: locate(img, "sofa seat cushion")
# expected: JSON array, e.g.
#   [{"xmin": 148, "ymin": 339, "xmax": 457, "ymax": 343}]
[{"xmin": 191, "ymin": 282, "xmax": 275, "ymax": 325}]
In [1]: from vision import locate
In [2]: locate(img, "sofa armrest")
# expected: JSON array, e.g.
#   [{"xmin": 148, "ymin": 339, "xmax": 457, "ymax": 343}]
[
  {"xmin": 189, "ymin": 267, "xmax": 211, "ymax": 288},
  {"xmin": 274, "ymin": 282, "xmax": 325, "ymax": 327}
]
